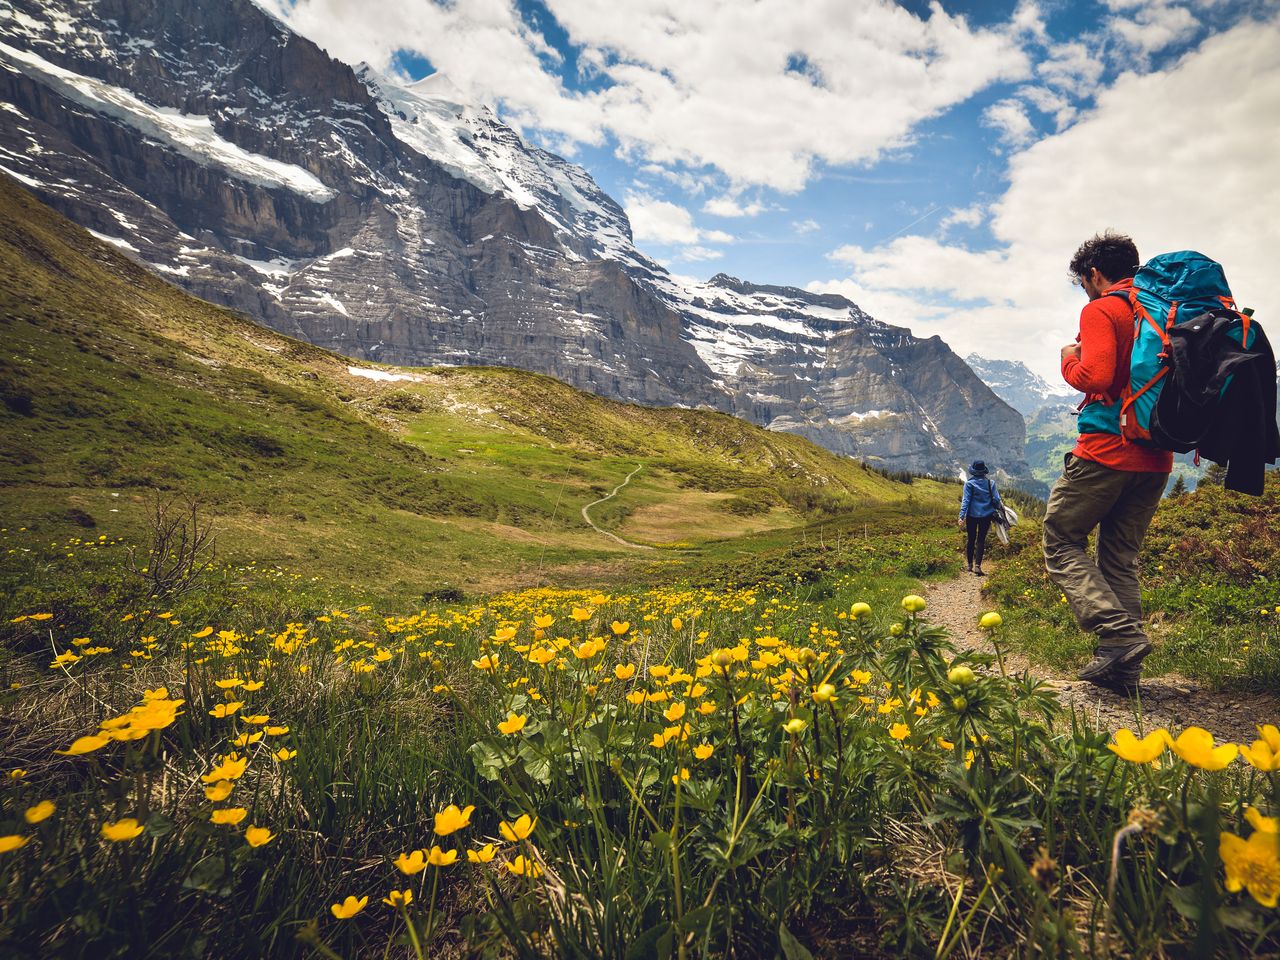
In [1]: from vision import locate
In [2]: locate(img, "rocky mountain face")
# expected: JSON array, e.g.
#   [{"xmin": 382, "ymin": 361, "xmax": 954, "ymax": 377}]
[
  {"xmin": 0, "ymin": 0, "xmax": 1030, "ymax": 482},
  {"xmin": 964, "ymin": 355, "xmax": 1078, "ymax": 420}
]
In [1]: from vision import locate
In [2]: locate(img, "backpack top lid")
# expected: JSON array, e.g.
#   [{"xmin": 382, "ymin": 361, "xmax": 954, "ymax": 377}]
[{"xmin": 1134, "ymin": 250, "xmax": 1233, "ymax": 303}]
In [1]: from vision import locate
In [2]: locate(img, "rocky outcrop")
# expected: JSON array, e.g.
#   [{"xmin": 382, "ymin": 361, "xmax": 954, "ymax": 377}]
[{"xmin": 0, "ymin": 0, "xmax": 1032, "ymax": 483}]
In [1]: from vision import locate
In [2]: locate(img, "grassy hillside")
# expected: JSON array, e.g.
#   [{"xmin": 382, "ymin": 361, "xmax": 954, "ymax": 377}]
[{"xmin": 0, "ymin": 176, "xmax": 953, "ymax": 599}]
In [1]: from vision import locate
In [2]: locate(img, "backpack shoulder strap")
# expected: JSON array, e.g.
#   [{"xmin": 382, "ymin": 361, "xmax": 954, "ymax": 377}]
[{"xmin": 1104, "ymin": 290, "xmax": 1132, "ymax": 304}]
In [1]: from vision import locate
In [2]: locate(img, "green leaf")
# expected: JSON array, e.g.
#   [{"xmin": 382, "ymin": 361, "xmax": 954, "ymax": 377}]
[
  {"xmin": 627, "ymin": 921, "xmax": 674, "ymax": 960},
  {"xmin": 779, "ymin": 922, "xmax": 815, "ymax": 960}
]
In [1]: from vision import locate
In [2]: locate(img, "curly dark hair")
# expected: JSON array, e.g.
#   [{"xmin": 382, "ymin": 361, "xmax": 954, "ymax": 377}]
[{"xmin": 1068, "ymin": 231, "xmax": 1139, "ymax": 284}]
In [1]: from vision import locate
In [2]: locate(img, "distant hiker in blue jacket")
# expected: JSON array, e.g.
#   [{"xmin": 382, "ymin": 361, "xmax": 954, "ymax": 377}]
[{"xmin": 959, "ymin": 460, "xmax": 1003, "ymax": 576}]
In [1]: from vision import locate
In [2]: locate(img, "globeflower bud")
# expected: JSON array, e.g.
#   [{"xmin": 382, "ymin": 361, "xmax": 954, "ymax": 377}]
[
  {"xmin": 901, "ymin": 595, "xmax": 927, "ymax": 613},
  {"xmin": 979, "ymin": 612, "xmax": 1002, "ymax": 630},
  {"xmin": 782, "ymin": 717, "xmax": 806, "ymax": 735},
  {"xmin": 947, "ymin": 665, "xmax": 977, "ymax": 687},
  {"xmin": 850, "ymin": 602, "xmax": 872, "ymax": 620},
  {"xmin": 951, "ymin": 696, "xmax": 968, "ymax": 711},
  {"xmin": 889, "ymin": 623, "xmax": 904, "ymax": 637},
  {"xmin": 812, "ymin": 682, "xmax": 836, "ymax": 704},
  {"xmin": 797, "ymin": 647, "xmax": 817, "ymax": 665},
  {"xmin": 710, "ymin": 649, "xmax": 734, "ymax": 668}
]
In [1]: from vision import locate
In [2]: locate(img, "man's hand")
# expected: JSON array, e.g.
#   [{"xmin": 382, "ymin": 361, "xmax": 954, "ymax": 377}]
[{"xmin": 1060, "ymin": 342, "xmax": 1081, "ymax": 363}]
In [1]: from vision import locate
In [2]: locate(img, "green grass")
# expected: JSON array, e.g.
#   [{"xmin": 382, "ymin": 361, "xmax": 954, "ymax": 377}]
[{"xmin": 0, "ymin": 176, "xmax": 954, "ymax": 601}]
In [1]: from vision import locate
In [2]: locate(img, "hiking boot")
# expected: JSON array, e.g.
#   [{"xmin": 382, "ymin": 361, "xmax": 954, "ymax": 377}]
[
  {"xmin": 1087, "ymin": 669, "xmax": 1142, "ymax": 697},
  {"xmin": 973, "ymin": 567, "xmax": 985, "ymax": 577},
  {"xmin": 1078, "ymin": 642, "xmax": 1153, "ymax": 686}
]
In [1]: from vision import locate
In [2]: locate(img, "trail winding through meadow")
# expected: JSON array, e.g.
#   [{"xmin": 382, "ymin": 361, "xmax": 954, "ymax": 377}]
[
  {"xmin": 581, "ymin": 465, "xmax": 655, "ymax": 551},
  {"xmin": 924, "ymin": 565, "xmax": 1279, "ymax": 742}
]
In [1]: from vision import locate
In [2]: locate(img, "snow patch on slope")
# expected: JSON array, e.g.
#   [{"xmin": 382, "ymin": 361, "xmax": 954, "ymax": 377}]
[{"xmin": 0, "ymin": 40, "xmax": 335, "ymax": 201}]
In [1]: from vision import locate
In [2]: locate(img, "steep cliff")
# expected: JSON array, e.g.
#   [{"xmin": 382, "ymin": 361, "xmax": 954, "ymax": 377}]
[{"xmin": 0, "ymin": 0, "xmax": 1030, "ymax": 481}]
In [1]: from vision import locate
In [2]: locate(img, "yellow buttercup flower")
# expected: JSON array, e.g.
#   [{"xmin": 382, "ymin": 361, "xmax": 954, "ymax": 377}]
[
  {"xmin": 497, "ymin": 713, "xmax": 527, "ymax": 735},
  {"xmin": 1245, "ymin": 808, "xmax": 1278, "ymax": 834},
  {"xmin": 24, "ymin": 800, "xmax": 55, "ymax": 824},
  {"xmin": 1242, "ymin": 738, "xmax": 1280, "ymax": 772},
  {"xmin": 101, "ymin": 818, "xmax": 145, "ymax": 842},
  {"xmin": 472, "ymin": 654, "xmax": 499, "ymax": 671},
  {"xmin": 0, "ymin": 835, "xmax": 28, "ymax": 853},
  {"xmin": 467, "ymin": 843, "xmax": 498, "ymax": 863},
  {"xmin": 610, "ymin": 621, "xmax": 630, "ymax": 635},
  {"xmin": 382, "ymin": 888, "xmax": 413, "ymax": 907},
  {"xmin": 330, "ymin": 895, "xmax": 368, "ymax": 919},
  {"xmin": 694, "ymin": 743, "xmax": 714, "ymax": 761},
  {"xmin": 782, "ymin": 718, "xmax": 806, "ymax": 735},
  {"xmin": 1220, "ymin": 829, "xmax": 1280, "ymax": 908},
  {"xmin": 55, "ymin": 734, "xmax": 111, "ymax": 756},
  {"xmin": 506, "ymin": 854, "xmax": 542, "ymax": 877},
  {"xmin": 202, "ymin": 754, "xmax": 249, "ymax": 784},
  {"xmin": 210, "ymin": 807, "xmax": 247, "ymax": 826},
  {"xmin": 274, "ymin": 748, "xmax": 297, "ymax": 762},
  {"xmin": 208, "ymin": 702, "xmax": 243, "ymax": 718},
  {"xmin": 433, "ymin": 804, "xmax": 475, "ymax": 836},
  {"xmin": 533, "ymin": 615, "xmax": 555, "ymax": 629},
  {"xmin": 1107, "ymin": 729, "xmax": 1167, "ymax": 764},
  {"xmin": 427, "ymin": 845, "xmax": 458, "ymax": 866},
  {"xmin": 500, "ymin": 814, "xmax": 536, "ymax": 841},
  {"xmin": 614, "ymin": 663, "xmax": 636, "ymax": 680},
  {"xmin": 394, "ymin": 850, "xmax": 427, "ymax": 875},
  {"xmin": 1166, "ymin": 727, "xmax": 1238, "ymax": 770},
  {"xmin": 204, "ymin": 780, "xmax": 235, "ymax": 802},
  {"xmin": 244, "ymin": 825, "xmax": 275, "ymax": 847},
  {"xmin": 889, "ymin": 723, "xmax": 911, "ymax": 741},
  {"xmin": 663, "ymin": 702, "xmax": 686, "ymax": 723}
]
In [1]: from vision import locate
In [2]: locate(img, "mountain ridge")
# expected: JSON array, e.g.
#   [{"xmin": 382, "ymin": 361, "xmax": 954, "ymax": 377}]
[{"xmin": 0, "ymin": 0, "xmax": 1031, "ymax": 483}]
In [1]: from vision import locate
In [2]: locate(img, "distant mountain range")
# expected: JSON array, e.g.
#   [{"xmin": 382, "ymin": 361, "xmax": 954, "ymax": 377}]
[{"xmin": 0, "ymin": 0, "xmax": 1030, "ymax": 484}]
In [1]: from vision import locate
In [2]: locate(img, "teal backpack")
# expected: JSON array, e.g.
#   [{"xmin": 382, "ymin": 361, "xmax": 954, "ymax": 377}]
[{"xmin": 1077, "ymin": 251, "xmax": 1251, "ymax": 445}]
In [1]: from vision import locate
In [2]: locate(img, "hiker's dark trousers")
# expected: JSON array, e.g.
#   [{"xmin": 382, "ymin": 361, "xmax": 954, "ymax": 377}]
[
  {"xmin": 1042, "ymin": 454, "xmax": 1166, "ymax": 651},
  {"xmin": 965, "ymin": 516, "xmax": 992, "ymax": 569}
]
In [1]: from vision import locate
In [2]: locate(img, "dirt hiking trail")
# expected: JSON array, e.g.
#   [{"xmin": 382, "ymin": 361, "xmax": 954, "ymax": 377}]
[{"xmin": 925, "ymin": 566, "xmax": 1279, "ymax": 743}]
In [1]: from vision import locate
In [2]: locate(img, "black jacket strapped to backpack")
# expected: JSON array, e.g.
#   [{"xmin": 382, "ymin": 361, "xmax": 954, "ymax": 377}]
[{"xmin": 1149, "ymin": 308, "xmax": 1280, "ymax": 495}]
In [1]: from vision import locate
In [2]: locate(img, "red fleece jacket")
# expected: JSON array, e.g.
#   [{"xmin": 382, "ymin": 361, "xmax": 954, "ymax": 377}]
[{"xmin": 1062, "ymin": 279, "xmax": 1173, "ymax": 474}]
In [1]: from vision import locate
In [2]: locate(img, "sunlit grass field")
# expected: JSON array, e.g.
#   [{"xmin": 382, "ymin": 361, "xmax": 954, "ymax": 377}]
[{"xmin": 1, "ymin": 519, "xmax": 1277, "ymax": 958}]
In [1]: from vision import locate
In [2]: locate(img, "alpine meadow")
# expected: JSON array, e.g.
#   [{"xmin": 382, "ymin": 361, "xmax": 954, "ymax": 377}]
[{"xmin": 2, "ymin": 1, "xmax": 1279, "ymax": 958}]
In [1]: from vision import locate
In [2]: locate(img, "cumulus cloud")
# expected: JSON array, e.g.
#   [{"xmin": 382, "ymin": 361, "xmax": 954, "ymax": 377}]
[
  {"xmin": 793, "ymin": 219, "xmax": 821, "ymax": 235},
  {"xmin": 262, "ymin": 0, "xmax": 1033, "ymax": 191},
  {"xmin": 624, "ymin": 194, "xmax": 734, "ymax": 249},
  {"xmin": 982, "ymin": 98, "xmax": 1036, "ymax": 147},
  {"xmin": 702, "ymin": 195, "xmax": 767, "ymax": 218},
  {"xmin": 811, "ymin": 17, "xmax": 1280, "ymax": 380}
]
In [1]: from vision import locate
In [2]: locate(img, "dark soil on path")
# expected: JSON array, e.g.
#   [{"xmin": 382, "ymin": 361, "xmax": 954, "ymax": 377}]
[{"xmin": 925, "ymin": 566, "xmax": 1280, "ymax": 743}]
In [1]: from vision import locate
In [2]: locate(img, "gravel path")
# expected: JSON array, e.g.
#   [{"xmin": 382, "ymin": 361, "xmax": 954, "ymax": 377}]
[
  {"xmin": 925, "ymin": 566, "xmax": 1279, "ymax": 743},
  {"xmin": 581, "ymin": 466, "xmax": 655, "ymax": 551}
]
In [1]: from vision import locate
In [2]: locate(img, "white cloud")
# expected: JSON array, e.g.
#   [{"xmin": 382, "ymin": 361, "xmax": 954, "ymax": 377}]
[
  {"xmin": 811, "ymin": 17, "xmax": 1280, "ymax": 381},
  {"xmin": 982, "ymin": 98, "xmax": 1036, "ymax": 147},
  {"xmin": 793, "ymin": 219, "xmax": 821, "ymax": 235},
  {"xmin": 940, "ymin": 204, "xmax": 987, "ymax": 230},
  {"xmin": 1037, "ymin": 41, "xmax": 1105, "ymax": 94},
  {"xmin": 1108, "ymin": 2, "xmax": 1199, "ymax": 58},
  {"xmin": 624, "ymin": 193, "xmax": 733, "ymax": 248},
  {"xmin": 702, "ymin": 195, "xmax": 766, "ymax": 218},
  {"xmin": 264, "ymin": 0, "xmax": 1033, "ymax": 191},
  {"xmin": 676, "ymin": 246, "xmax": 725, "ymax": 262}
]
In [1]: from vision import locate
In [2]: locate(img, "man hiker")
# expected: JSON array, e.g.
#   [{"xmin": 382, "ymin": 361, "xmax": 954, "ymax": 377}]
[
  {"xmin": 1044, "ymin": 231, "xmax": 1173, "ymax": 694},
  {"xmin": 959, "ymin": 460, "xmax": 1003, "ymax": 576}
]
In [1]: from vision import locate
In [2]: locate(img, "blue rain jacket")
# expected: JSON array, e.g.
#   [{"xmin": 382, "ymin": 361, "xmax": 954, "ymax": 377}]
[{"xmin": 959, "ymin": 476, "xmax": 1003, "ymax": 521}]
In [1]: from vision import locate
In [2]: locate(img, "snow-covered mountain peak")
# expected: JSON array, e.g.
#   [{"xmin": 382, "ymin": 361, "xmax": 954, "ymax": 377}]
[{"xmin": 966, "ymin": 354, "xmax": 1078, "ymax": 419}]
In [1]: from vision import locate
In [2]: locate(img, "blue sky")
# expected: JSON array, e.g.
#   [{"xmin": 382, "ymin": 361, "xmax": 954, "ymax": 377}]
[{"xmin": 266, "ymin": 0, "xmax": 1280, "ymax": 378}]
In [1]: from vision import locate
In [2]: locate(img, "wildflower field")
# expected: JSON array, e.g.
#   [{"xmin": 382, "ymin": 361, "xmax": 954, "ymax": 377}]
[{"xmin": 1, "ymin": 521, "xmax": 1278, "ymax": 959}]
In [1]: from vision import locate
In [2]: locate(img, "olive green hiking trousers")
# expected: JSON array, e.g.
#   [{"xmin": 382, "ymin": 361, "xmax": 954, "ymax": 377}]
[{"xmin": 1042, "ymin": 454, "xmax": 1167, "ymax": 651}]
